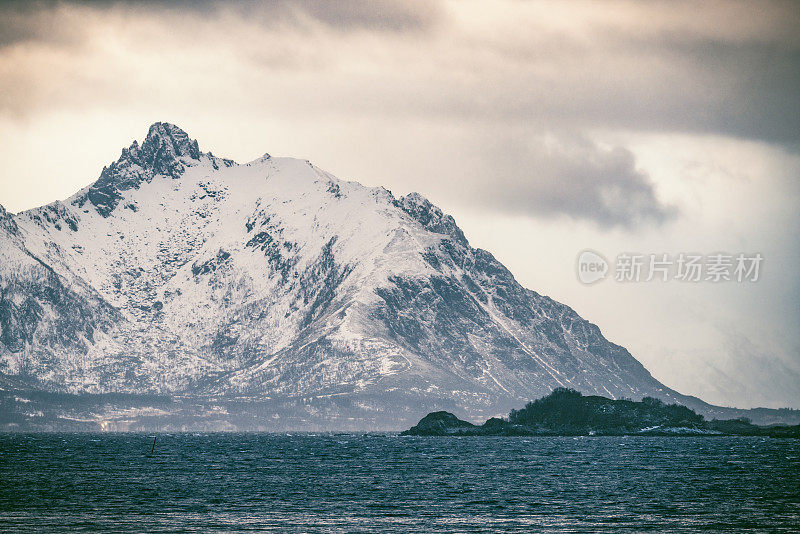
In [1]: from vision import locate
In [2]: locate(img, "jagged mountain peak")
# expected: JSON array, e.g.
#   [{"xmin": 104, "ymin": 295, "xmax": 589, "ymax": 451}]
[
  {"xmin": 73, "ymin": 122, "xmax": 231, "ymax": 217},
  {"xmin": 0, "ymin": 203, "xmax": 18, "ymax": 235},
  {"xmin": 141, "ymin": 121, "xmax": 201, "ymax": 161},
  {"xmin": 397, "ymin": 191, "xmax": 468, "ymax": 245}
]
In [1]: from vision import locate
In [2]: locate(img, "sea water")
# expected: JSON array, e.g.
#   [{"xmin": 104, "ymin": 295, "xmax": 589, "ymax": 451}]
[{"xmin": 1, "ymin": 434, "xmax": 798, "ymax": 532}]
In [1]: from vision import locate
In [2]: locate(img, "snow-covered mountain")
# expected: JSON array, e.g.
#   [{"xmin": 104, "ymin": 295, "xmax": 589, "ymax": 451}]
[{"xmin": 1, "ymin": 122, "xmax": 779, "ymax": 429}]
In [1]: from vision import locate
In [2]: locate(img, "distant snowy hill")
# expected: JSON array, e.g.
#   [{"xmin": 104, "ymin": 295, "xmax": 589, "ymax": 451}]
[{"xmin": 1, "ymin": 123, "xmax": 792, "ymax": 429}]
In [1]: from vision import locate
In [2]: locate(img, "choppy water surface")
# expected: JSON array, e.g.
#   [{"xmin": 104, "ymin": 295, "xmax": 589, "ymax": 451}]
[{"xmin": 1, "ymin": 434, "xmax": 799, "ymax": 532}]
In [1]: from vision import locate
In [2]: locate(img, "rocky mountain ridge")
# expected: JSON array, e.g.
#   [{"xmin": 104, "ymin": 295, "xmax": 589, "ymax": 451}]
[{"xmin": 1, "ymin": 122, "xmax": 795, "ymax": 430}]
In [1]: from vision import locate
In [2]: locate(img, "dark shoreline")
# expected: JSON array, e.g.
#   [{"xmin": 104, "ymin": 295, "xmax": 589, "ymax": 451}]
[{"xmin": 401, "ymin": 389, "xmax": 800, "ymax": 438}]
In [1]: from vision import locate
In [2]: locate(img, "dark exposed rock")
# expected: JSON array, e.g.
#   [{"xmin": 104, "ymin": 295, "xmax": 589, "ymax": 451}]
[
  {"xmin": 0, "ymin": 263, "xmax": 118, "ymax": 355},
  {"xmin": 400, "ymin": 411, "xmax": 476, "ymax": 435},
  {"xmin": 0, "ymin": 204, "xmax": 19, "ymax": 235},
  {"xmin": 76, "ymin": 122, "xmax": 206, "ymax": 217},
  {"xmin": 397, "ymin": 192, "xmax": 468, "ymax": 246}
]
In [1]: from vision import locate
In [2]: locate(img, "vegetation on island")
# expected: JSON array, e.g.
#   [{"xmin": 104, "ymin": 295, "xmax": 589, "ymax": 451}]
[{"xmin": 401, "ymin": 388, "xmax": 800, "ymax": 437}]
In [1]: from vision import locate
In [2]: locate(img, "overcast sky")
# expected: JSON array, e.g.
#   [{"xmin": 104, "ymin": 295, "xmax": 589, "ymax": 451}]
[{"xmin": 1, "ymin": 0, "xmax": 798, "ymax": 408}]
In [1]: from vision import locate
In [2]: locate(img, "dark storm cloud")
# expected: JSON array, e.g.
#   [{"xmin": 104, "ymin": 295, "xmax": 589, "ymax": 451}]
[
  {"xmin": 464, "ymin": 135, "xmax": 676, "ymax": 228},
  {"xmin": 1, "ymin": 0, "xmax": 796, "ymax": 146},
  {"xmin": 0, "ymin": 2, "xmax": 84, "ymax": 48},
  {"xmin": 594, "ymin": 35, "xmax": 800, "ymax": 147},
  {"xmin": 444, "ymin": 24, "xmax": 800, "ymax": 147},
  {"xmin": 253, "ymin": 0, "xmax": 441, "ymax": 32},
  {"xmin": 0, "ymin": 0, "xmax": 440, "ymax": 45},
  {"xmin": 0, "ymin": 0, "xmax": 797, "ymax": 228}
]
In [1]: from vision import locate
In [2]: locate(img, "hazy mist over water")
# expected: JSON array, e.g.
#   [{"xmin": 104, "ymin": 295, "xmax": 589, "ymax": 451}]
[{"xmin": 1, "ymin": 433, "xmax": 799, "ymax": 532}]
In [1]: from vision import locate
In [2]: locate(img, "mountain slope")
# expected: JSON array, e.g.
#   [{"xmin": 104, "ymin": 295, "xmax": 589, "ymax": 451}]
[{"xmin": 0, "ymin": 122, "xmax": 771, "ymax": 427}]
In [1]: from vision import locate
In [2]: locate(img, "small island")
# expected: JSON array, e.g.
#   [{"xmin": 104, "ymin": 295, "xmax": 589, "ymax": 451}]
[{"xmin": 401, "ymin": 388, "xmax": 800, "ymax": 437}]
